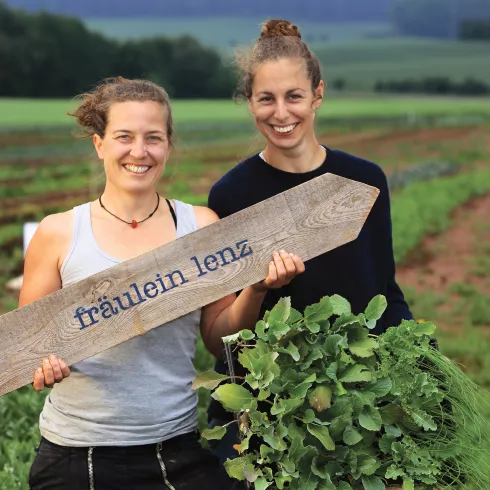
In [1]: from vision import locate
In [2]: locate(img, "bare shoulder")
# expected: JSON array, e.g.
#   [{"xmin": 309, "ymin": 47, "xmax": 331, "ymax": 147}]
[
  {"xmin": 27, "ymin": 210, "xmax": 74, "ymax": 264},
  {"xmin": 20, "ymin": 210, "xmax": 74, "ymax": 305},
  {"xmin": 35, "ymin": 210, "xmax": 74, "ymax": 243},
  {"xmin": 193, "ymin": 206, "xmax": 219, "ymax": 229}
]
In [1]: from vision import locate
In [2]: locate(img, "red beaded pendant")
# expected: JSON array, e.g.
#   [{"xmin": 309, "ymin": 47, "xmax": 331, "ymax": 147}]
[{"xmin": 131, "ymin": 220, "xmax": 138, "ymax": 229}]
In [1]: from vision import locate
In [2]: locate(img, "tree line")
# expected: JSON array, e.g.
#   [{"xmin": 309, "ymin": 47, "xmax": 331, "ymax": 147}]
[
  {"xmin": 375, "ymin": 77, "xmax": 489, "ymax": 96},
  {"xmin": 0, "ymin": 2, "xmax": 236, "ymax": 98}
]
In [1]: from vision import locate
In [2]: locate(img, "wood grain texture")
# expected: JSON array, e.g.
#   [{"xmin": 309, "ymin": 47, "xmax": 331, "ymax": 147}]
[{"xmin": 0, "ymin": 173, "xmax": 379, "ymax": 396}]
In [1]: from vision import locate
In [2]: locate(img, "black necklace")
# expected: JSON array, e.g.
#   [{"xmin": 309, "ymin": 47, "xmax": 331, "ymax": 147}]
[{"xmin": 99, "ymin": 193, "xmax": 160, "ymax": 229}]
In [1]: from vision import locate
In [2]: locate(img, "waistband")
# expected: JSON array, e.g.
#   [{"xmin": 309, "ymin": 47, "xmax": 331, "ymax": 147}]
[{"xmin": 39, "ymin": 429, "xmax": 200, "ymax": 455}]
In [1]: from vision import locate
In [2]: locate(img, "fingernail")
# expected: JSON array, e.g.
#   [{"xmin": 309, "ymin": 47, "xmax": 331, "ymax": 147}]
[
  {"xmin": 59, "ymin": 359, "xmax": 66, "ymax": 367},
  {"xmin": 49, "ymin": 355, "xmax": 56, "ymax": 362},
  {"xmin": 37, "ymin": 368, "xmax": 42, "ymax": 374},
  {"xmin": 289, "ymin": 252, "xmax": 294, "ymax": 256},
  {"xmin": 43, "ymin": 358, "xmax": 49, "ymax": 365},
  {"xmin": 280, "ymin": 250, "xmax": 286, "ymax": 254}
]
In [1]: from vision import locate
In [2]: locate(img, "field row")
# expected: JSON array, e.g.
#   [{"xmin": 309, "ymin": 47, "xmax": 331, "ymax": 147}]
[{"xmin": 1, "ymin": 96, "xmax": 490, "ymax": 127}]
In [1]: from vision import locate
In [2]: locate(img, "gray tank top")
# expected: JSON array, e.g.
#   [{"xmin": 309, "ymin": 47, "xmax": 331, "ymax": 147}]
[{"xmin": 40, "ymin": 200, "xmax": 201, "ymax": 447}]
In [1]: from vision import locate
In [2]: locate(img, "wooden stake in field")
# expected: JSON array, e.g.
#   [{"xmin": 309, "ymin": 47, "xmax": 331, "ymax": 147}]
[{"xmin": 0, "ymin": 173, "xmax": 379, "ymax": 397}]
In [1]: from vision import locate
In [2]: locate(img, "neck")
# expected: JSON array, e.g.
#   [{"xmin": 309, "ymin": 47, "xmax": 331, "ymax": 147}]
[
  {"xmin": 99, "ymin": 184, "xmax": 159, "ymax": 222},
  {"xmin": 263, "ymin": 137, "xmax": 325, "ymax": 174}
]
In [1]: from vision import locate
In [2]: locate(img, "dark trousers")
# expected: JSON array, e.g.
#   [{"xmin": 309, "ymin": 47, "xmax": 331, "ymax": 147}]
[{"xmin": 29, "ymin": 431, "xmax": 228, "ymax": 490}]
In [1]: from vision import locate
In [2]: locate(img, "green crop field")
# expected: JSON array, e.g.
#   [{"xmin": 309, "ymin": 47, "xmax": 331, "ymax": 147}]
[
  {"xmin": 1, "ymin": 95, "xmax": 490, "ymax": 128},
  {"xmin": 314, "ymin": 37, "xmax": 490, "ymax": 91},
  {"xmin": 85, "ymin": 17, "xmax": 392, "ymax": 49}
]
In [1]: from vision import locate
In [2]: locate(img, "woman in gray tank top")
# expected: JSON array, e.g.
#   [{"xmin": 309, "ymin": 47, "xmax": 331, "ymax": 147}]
[{"xmin": 19, "ymin": 77, "xmax": 305, "ymax": 490}]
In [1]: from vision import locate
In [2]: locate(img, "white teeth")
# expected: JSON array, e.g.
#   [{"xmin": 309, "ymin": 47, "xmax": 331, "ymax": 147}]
[
  {"xmin": 273, "ymin": 124, "xmax": 296, "ymax": 133},
  {"xmin": 125, "ymin": 164, "xmax": 150, "ymax": 174}
]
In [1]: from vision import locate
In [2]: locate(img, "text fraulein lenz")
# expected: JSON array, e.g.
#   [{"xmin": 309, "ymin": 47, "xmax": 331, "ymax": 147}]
[{"xmin": 73, "ymin": 239, "xmax": 253, "ymax": 330}]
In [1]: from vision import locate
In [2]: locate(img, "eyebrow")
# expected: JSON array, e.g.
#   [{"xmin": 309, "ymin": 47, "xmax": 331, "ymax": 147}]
[
  {"xmin": 257, "ymin": 88, "xmax": 306, "ymax": 96},
  {"xmin": 112, "ymin": 130, "xmax": 165, "ymax": 134}
]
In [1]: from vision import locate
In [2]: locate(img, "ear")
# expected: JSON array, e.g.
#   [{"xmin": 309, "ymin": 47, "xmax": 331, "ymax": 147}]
[
  {"xmin": 247, "ymin": 97, "xmax": 255, "ymax": 116},
  {"xmin": 93, "ymin": 134, "xmax": 104, "ymax": 160},
  {"xmin": 313, "ymin": 80, "xmax": 325, "ymax": 111},
  {"xmin": 165, "ymin": 142, "xmax": 172, "ymax": 162}
]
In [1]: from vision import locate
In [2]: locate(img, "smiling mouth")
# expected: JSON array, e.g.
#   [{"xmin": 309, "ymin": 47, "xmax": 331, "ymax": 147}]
[
  {"xmin": 123, "ymin": 164, "xmax": 151, "ymax": 174},
  {"xmin": 271, "ymin": 123, "xmax": 299, "ymax": 135}
]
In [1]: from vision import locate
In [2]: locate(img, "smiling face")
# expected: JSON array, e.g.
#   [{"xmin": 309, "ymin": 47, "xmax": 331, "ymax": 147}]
[
  {"xmin": 248, "ymin": 58, "xmax": 324, "ymax": 152},
  {"xmin": 93, "ymin": 100, "xmax": 171, "ymax": 194}
]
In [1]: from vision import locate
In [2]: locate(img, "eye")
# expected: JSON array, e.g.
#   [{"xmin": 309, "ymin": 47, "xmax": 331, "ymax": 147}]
[
  {"xmin": 147, "ymin": 135, "xmax": 163, "ymax": 142},
  {"xmin": 288, "ymin": 93, "xmax": 302, "ymax": 100},
  {"xmin": 259, "ymin": 96, "xmax": 273, "ymax": 103},
  {"xmin": 116, "ymin": 134, "xmax": 131, "ymax": 141}
]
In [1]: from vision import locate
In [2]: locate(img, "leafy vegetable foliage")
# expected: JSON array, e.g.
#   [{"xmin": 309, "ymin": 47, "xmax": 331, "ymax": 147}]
[{"xmin": 194, "ymin": 295, "xmax": 490, "ymax": 489}]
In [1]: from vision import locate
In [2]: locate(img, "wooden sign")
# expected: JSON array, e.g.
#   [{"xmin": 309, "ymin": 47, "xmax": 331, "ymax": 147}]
[{"xmin": 0, "ymin": 173, "xmax": 379, "ymax": 396}]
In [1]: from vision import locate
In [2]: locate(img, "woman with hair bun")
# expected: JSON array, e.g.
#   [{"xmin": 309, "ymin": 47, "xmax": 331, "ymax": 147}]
[
  {"xmin": 207, "ymin": 20, "xmax": 410, "ymax": 489},
  {"xmin": 20, "ymin": 76, "xmax": 304, "ymax": 489}
]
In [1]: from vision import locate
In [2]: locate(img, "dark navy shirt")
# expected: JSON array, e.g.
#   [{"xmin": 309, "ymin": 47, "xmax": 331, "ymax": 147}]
[{"xmin": 207, "ymin": 147, "xmax": 413, "ymax": 420}]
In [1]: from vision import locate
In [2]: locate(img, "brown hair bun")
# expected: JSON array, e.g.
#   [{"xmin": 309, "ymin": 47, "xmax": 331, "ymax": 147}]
[{"xmin": 260, "ymin": 19, "xmax": 301, "ymax": 40}]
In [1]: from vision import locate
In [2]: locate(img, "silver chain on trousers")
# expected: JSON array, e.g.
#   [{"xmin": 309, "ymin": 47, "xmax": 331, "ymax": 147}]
[
  {"xmin": 156, "ymin": 442, "xmax": 177, "ymax": 490},
  {"xmin": 88, "ymin": 447, "xmax": 95, "ymax": 490},
  {"xmin": 86, "ymin": 443, "xmax": 178, "ymax": 490}
]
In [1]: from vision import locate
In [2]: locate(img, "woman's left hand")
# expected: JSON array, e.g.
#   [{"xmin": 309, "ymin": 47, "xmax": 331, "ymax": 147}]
[{"xmin": 251, "ymin": 250, "xmax": 305, "ymax": 293}]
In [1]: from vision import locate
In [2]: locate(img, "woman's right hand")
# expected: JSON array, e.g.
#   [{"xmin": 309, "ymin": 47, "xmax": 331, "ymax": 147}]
[{"xmin": 32, "ymin": 355, "xmax": 70, "ymax": 391}]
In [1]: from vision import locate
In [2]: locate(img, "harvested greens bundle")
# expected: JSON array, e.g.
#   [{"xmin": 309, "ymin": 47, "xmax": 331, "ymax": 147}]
[{"xmin": 193, "ymin": 295, "xmax": 490, "ymax": 490}]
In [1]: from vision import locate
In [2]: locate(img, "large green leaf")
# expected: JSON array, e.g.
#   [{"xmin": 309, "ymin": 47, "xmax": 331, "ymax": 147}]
[
  {"xmin": 307, "ymin": 424, "xmax": 335, "ymax": 451},
  {"xmin": 255, "ymin": 478, "xmax": 273, "ymax": 490},
  {"xmin": 359, "ymin": 406, "xmax": 383, "ymax": 431},
  {"xmin": 224, "ymin": 455, "xmax": 253, "ymax": 480},
  {"xmin": 268, "ymin": 297, "xmax": 291, "ymax": 324},
  {"xmin": 263, "ymin": 424, "xmax": 288, "ymax": 451},
  {"xmin": 402, "ymin": 478, "xmax": 415, "ymax": 490},
  {"xmin": 201, "ymin": 425, "xmax": 227, "ymax": 440},
  {"xmin": 240, "ymin": 329, "xmax": 255, "ymax": 340},
  {"xmin": 369, "ymin": 377, "xmax": 393, "ymax": 397},
  {"xmin": 361, "ymin": 475, "xmax": 385, "ymax": 490},
  {"xmin": 339, "ymin": 364, "xmax": 373, "ymax": 383},
  {"xmin": 277, "ymin": 341, "xmax": 300, "ymax": 361},
  {"xmin": 212, "ymin": 384, "xmax": 255, "ymax": 412},
  {"xmin": 413, "ymin": 321, "xmax": 436, "ymax": 337},
  {"xmin": 308, "ymin": 385, "xmax": 333, "ymax": 412},
  {"xmin": 191, "ymin": 370, "xmax": 231, "ymax": 390},
  {"xmin": 269, "ymin": 321, "xmax": 291, "ymax": 339},
  {"xmin": 349, "ymin": 338, "xmax": 379, "ymax": 358},
  {"xmin": 304, "ymin": 296, "xmax": 334, "ymax": 323},
  {"xmin": 343, "ymin": 424, "xmax": 363, "ymax": 445},
  {"xmin": 330, "ymin": 295, "xmax": 352, "ymax": 316},
  {"xmin": 337, "ymin": 483, "xmax": 353, "ymax": 490},
  {"xmin": 364, "ymin": 295, "xmax": 388, "ymax": 323},
  {"xmin": 271, "ymin": 396, "xmax": 304, "ymax": 416}
]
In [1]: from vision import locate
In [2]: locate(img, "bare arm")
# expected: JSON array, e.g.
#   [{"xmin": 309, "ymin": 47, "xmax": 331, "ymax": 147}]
[{"xmin": 20, "ymin": 212, "xmax": 73, "ymax": 390}]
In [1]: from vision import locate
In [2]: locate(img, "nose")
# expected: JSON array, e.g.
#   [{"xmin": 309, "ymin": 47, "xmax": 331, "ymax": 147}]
[
  {"xmin": 130, "ymin": 138, "xmax": 147, "ymax": 159},
  {"xmin": 273, "ymin": 99, "xmax": 289, "ymax": 121}
]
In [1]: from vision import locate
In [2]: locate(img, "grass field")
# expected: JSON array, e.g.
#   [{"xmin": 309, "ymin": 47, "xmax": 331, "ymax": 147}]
[
  {"xmin": 314, "ymin": 37, "xmax": 490, "ymax": 91},
  {"xmin": 1, "ymin": 95, "xmax": 490, "ymax": 128}
]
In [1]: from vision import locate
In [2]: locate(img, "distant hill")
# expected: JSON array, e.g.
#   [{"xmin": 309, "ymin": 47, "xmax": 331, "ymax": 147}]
[{"xmin": 3, "ymin": 0, "xmax": 395, "ymax": 22}]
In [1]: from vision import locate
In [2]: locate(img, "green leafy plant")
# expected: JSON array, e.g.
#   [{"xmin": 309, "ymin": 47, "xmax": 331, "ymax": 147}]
[{"xmin": 193, "ymin": 295, "xmax": 490, "ymax": 489}]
